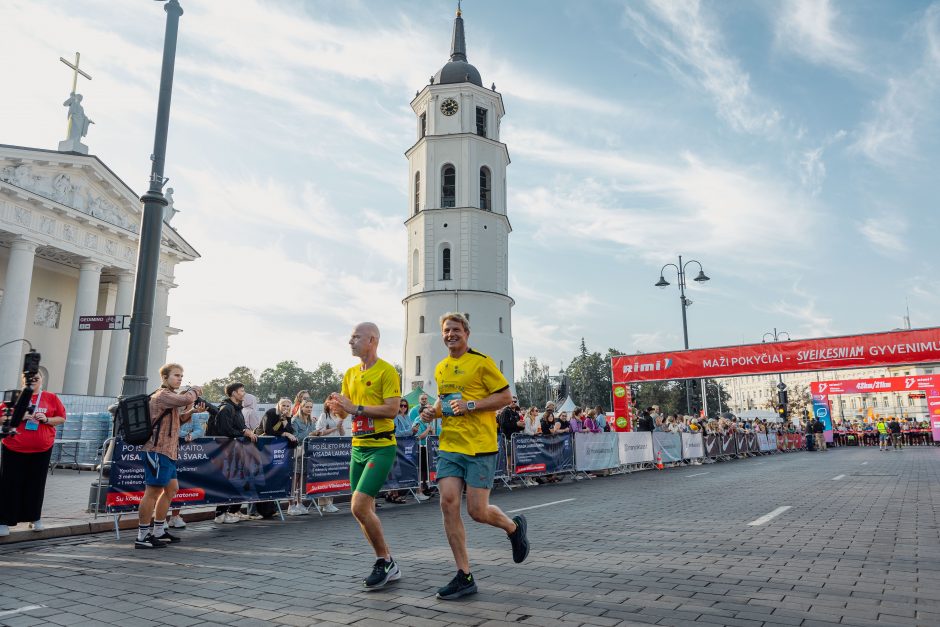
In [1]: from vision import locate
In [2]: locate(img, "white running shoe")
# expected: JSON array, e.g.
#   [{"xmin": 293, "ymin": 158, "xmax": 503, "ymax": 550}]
[
  {"xmin": 223, "ymin": 513, "xmax": 240, "ymax": 524},
  {"xmin": 29, "ymin": 520, "xmax": 44, "ymax": 531},
  {"xmin": 236, "ymin": 512, "xmax": 251, "ymax": 520},
  {"xmin": 169, "ymin": 515, "xmax": 187, "ymax": 528},
  {"xmin": 214, "ymin": 514, "xmax": 226, "ymax": 523},
  {"xmin": 323, "ymin": 504, "xmax": 340, "ymax": 513},
  {"xmin": 286, "ymin": 504, "xmax": 300, "ymax": 516},
  {"xmin": 414, "ymin": 492, "xmax": 430, "ymax": 502},
  {"xmin": 0, "ymin": 524, "xmax": 9, "ymax": 537}
]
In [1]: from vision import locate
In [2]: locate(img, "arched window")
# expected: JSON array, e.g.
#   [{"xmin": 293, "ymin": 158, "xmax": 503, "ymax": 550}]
[
  {"xmin": 412, "ymin": 249, "xmax": 419, "ymax": 285},
  {"xmin": 441, "ymin": 247, "xmax": 451, "ymax": 280},
  {"xmin": 479, "ymin": 166, "xmax": 491, "ymax": 211},
  {"xmin": 441, "ymin": 164, "xmax": 456, "ymax": 208},
  {"xmin": 499, "ymin": 317, "xmax": 503, "ymax": 333},
  {"xmin": 419, "ymin": 315, "xmax": 425, "ymax": 333},
  {"xmin": 414, "ymin": 171, "xmax": 421, "ymax": 214}
]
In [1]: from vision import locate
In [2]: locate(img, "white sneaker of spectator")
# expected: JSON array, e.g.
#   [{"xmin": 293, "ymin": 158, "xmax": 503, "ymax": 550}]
[
  {"xmin": 323, "ymin": 504, "xmax": 340, "ymax": 513},
  {"xmin": 223, "ymin": 513, "xmax": 240, "ymax": 524},
  {"xmin": 29, "ymin": 520, "xmax": 44, "ymax": 531},
  {"xmin": 214, "ymin": 514, "xmax": 226, "ymax": 523},
  {"xmin": 169, "ymin": 515, "xmax": 186, "ymax": 528},
  {"xmin": 286, "ymin": 503, "xmax": 303, "ymax": 516},
  {"xmin": 414, "ymin": 492, "xmax": 430, "ymax": 502},
  {"xmin": 236, "ymin": 511, "xmax": 252, "ymax": 521}
]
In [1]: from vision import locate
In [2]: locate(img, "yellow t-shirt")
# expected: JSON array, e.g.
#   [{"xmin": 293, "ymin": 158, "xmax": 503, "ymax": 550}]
[
  {"xmin": 435, "ymin": 348, "xmax": 509, "ymax": 455},
  {"xmin": 341, "ymin": 358, "xmax": 401, "ymax": 448}
]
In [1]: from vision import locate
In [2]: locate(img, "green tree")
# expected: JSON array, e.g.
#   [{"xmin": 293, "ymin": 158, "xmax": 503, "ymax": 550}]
[
  {"xmin": 200, "ymin": 366, "xmax": 258, "ymax": 403},
  {"xmin": 565, "ymin": 339, "xmax": 613, "ymax": 411},
  {"xmin": 257, "ymin": 360, "xmax": 315, "ymax": 403},
  {"xmin": 306, "ymin": 362, "xmax": 343, "ymax": 403},
  {"xmin": 515, "ymin": 356, "xmax": 550, "ymax": 408}
]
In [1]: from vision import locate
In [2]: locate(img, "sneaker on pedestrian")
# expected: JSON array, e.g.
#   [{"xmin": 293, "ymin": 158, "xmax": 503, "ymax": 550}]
[
  {"xmin": 236, "ymin": 511, "xmax": 251, "ymax": 520},
  {"xmin": 223, "ymin": 513, "xmax": 240, "ymax": 524},
  {"xmin": 153, "ymin": 529, "xmax": 181, "ymax": 544},
  {"xmin": 169, "ymin": 515, "xmax": 186, "ymax": 528},
  {"xmin": 0, "ymin": 524, "xmax": 9, "ymax": 537},
  {"xmin": 323, "ymin": 504, "xmax": 340, "ymax": 513},
  {"xmin": 29, "ymin": 520, "xmax": 44, "ymax": 531},
  {"xmin": 214, "ymin": 514, "xmax": 227, "ymax": 523},
  {"xmin": 436, "ymin": 570, "xmax": 477, "ymax": 600},
  {"xmin": 134, "ymin": 534, "xmax": 168, "ymax": 549},
  {"xmin": 363, "ymin": 557, "xmax": 401, "ymax": 590},
  {"xmin": 508, "ymin": 514, "xmax": 529, "ymax": 564},
  {"xmin": 414, "ymin": 492, "xmax": 430, "ymax": 502},
  {"xmin": 247, "ymin": 512, "xmax": 263, "ymax": 520}
]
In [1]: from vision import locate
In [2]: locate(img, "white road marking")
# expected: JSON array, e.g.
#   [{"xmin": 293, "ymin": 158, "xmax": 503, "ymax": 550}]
[
  {"xmin": 747, "ymin": 506, "xmax": 792, "ymax": 526},
  {"xmin": 751, "ymin": 461, "xmax": 766, "ymax": 465},
  {"xmin": 862, "ymin": 462, "xmax": 869, "ymax": 465},
  {"xmin": 507, "ymin": 498, "xmax": 575, "ymax": 513},
  {"xmin": 832, "ymin": 474, "xmax": 846, "ymax": 481},
  {"xmin": 0, "ymin": 606, "xmax": 45, "ymax": 618},
  {"xmin": 686, "ymin": 472, "xmax": 710, "ymax": 477}
]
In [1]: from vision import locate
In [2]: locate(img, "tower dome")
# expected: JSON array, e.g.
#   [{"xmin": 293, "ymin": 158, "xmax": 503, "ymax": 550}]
[{"xmin": 433, "ymin": 7, "xmax": 482, "ymax": 87}]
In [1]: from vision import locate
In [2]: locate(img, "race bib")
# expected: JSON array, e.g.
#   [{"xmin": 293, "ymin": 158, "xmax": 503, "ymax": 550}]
[{"xmin": 352, "ymin": 414, "xmax": 375, "ymax": 435}]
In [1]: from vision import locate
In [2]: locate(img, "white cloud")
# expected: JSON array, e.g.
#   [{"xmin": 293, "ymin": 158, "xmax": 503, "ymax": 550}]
[
  {"xmin": 857, "ymin": 214, "xmax": 908, "ymax": 257},
  {"xmin": 759, "ymin": 284, "xmax": 835, "ymax": 338},
  {"xmin": 775, "ymin": 0, "xmax": 863, "ymax": 72},
  {"xmin": 853, "ymin": 4, "xmax": 940, "ymax": 165},
  {"xmin": 624, "ymin": 0, "xmax": 782, "ymax": 135}
]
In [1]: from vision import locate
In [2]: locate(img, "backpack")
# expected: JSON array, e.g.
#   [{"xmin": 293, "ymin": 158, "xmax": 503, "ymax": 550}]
[{"xmin": 117, "ymin": 392, "xmax": 171, "ymax": 446}]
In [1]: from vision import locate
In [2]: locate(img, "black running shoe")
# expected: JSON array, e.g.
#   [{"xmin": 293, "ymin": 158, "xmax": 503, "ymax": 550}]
[
  {"xmin": 363, "ymin": 558, "xmax": 400, "ymax": 590},
  {"xmin": 508, "ymin": 514, "xmax": 529, "ymax": 563},
  {"xmin": 436, "ymin": 570, "xmax": 478, "ymax": 600},
  {"xmin": 153, "ymin": 530, "xmax": 181, "ymax": 544},
  {"xmin": 134, "ymin": 534, "xmax": 168, "ymax": 549}
]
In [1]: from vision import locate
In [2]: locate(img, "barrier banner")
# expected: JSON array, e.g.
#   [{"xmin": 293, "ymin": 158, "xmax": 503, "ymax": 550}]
[
  {"xmin": 787, "ymin": 433, "xmax": 803, "ymax": 450},
  {"xmin": 704, "ymin": 434, "xmax": 720, "ymax": 457},
  {"xmin": 573, "ymin": 432, "xmax": 621, "ymax": 471},
  {"xmin": 745, "ymin": 432, "xmax": 758, "ymax": 453},
  {"xmin": 759, "ymin": 433, "xmax": 776, "ymax": 452},
  {"xmin": 304, "ymin": 437, "xmax": 352, "ymax": 495},
  {"xmin": 681, "ymin": 433, "xmax": 704, "ymax": 459},
  {"xmin": 653, "ymin": 432, "xmax": 682, "ymax": 463},
  {"xmin": 777, "ymin": 432, "xmax": 786, "ymax": 451},
  {"xmin": 107, "ymin": 437, "xmax": 293, "ymax": 512},
  {"xmin": 734, "ymin": 433, "xmax": 747, "ymax": 454},
  {"xmin": 495, "ymin": 435, "xmax": 509, "ymax": 479},
  {"xmin": 612, "ymin": 327, "xmax": 940, "ymax": 383},
  {"xmin": 618, "ymin": 432, "xmax": 654, "ymax": 464},
  {"xmin": 512, "ymin": 434, "xmax": 574, "ymax": 475},
  {"xmin": 385, "ymin": 436, "xmax": 420, "ymax": 490},
  {"xmin": 427, "ymin": 436, "xmax": 440, "ymax": 483},
  {"xmin": 719, "ymin": 433, "xmax": 736, "ymax": 456},
  {"xmin": 610, "ymin": 384, "xmax": 633, "ymax": 431}
]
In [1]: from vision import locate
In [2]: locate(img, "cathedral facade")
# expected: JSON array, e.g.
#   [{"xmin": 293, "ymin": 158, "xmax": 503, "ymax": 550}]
[{"xmin": 401, "ymin": 8, "xmax": 515, "ymax": 393}]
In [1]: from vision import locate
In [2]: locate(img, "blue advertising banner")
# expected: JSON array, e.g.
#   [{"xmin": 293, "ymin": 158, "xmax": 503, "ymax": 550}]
[
  {"xmin": 495, "ymin": 435, "xmax": 509, "ymax": 479},
  {"xmin": 652, "ymin": 432, "xmax": 682, "ymax": 462},
  {"xmin": 511, "ymin": 434, "xmax": 574, "ymax": 475},
  {"xmin": 385, "ymin": 436, "xmax": 420, "ymax": 490},
  {"xmin": 303, "ymin": 436, "xmax": 419, "ymax": 495},
  {"xmin": 107, "ymin": 437, "xmax": 294, "ymax": 512}
]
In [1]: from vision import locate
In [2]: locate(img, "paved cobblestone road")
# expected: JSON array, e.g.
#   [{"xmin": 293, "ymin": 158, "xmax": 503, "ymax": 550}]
[{"xmin": 1, "ymin": 446, "xmax": 938, "ymax": 627}]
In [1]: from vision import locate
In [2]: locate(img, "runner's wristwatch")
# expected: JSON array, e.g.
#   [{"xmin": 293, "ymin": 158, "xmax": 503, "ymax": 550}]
[
  {"xmin": 466, "ymin": 401, "xmax": 476, "ymax": 412},
  {"xmin": 356, "ymin": 405, "xmax": 364, "ymax": 416}
]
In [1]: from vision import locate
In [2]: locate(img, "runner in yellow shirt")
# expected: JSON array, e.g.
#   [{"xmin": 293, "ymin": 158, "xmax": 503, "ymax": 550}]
[
  {"xmin": 326, "ymin": 322, "xmax": 402, "ymax": 590},
  {"xmin": 420, "ymin": 312, "xmax": 529, "ymax": 600}
]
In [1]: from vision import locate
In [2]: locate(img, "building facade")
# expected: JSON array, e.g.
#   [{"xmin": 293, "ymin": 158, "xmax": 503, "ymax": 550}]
[
  {"xmin": 402, "ymin": 8, "xmax": 515, "ymax": 393},
  {"xmin": 0, "ymin": 144, "xmax": 198, "ymax": 395}
]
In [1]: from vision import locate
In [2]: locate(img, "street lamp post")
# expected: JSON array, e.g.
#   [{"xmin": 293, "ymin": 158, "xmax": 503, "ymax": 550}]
[
  {"xmin": 121, "ymin": 0, "xmax": 184, "ymax": 397},
  {"xmin": 655, "ymin": 255, "xmax": 710, "ymax": 415},
  {"xmin": 762, "ymin": 328, "xmax": 791, "ymax": 422}
]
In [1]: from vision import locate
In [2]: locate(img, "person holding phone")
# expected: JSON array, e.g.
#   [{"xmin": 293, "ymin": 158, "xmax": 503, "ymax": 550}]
[{"xmin": 0, "ymin": 370, "xmax": 67, "ymax": 537}]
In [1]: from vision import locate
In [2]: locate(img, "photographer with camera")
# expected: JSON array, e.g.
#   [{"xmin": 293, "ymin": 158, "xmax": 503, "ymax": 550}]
[{"xmin": 0, "ymin": 369, "xmax": 67, "ymax": 537}]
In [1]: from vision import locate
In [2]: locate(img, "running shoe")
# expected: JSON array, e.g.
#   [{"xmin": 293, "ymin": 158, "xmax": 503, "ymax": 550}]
[
  {"xmin": 436, "ymin": 570, "xmax": 477, "ymax": 600},
  {"xmin": 153, "ymin": 530, "xmax": 181, "ymax": 544},
  {"xmin": 169, "ymin": 515, "xmax": 187, "ymax": 528},
  {"xmin": 134, "ymin": 534, "xmax": 168, "ymax": 549},
  {"xmin": 363, "ymin": 558, "xmax": 401, "ymax": 590},
  {"xmin": 29, "ymin": 520, "xmax": 44, "ymax": 531},
  {"xmin": 222, "ymin": 513, "xmax": 240, "ymax": 524},
  {"xmin": 508, "ymin": 514, "xmax": 529, "ymax": 563},
  {"xmin": 414, "ymin": 492, "xmax": 430, "ymax": 502},
  {"xmin": 323, "ymin": 504, "xmax": 340, "ymax": 513}
]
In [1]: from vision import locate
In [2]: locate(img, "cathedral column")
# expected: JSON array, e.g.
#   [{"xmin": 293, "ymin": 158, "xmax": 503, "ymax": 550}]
[
  {"xmin": 0, "ymin": 237, "xmax": 39, "ymax": 389},
  {"xmin": 103, "ymin": 271, "xmax": 134, "ymax": 396},
  {"xmin": 146, "ymin": 280, "xmax": 172, "ymax": 390},
  {"xmin": 63, "ymin": 260, "xmax": 104, "ymax": 394}
]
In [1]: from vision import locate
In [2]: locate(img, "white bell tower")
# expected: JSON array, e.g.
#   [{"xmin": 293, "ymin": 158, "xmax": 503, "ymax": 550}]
[{"xmin": 402, "ymin": 6, "xmax": 514, "ymax": 394}]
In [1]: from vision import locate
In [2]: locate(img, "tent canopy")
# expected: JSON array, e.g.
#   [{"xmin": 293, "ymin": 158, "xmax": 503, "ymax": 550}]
[{"xmin": 403, "ymin": 387, "xmax": 437, "ymax": 408}]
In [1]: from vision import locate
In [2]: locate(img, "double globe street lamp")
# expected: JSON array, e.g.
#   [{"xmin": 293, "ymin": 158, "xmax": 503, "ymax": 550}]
[{"xmin": 655, "ymin": 255, "xmax": 710, "ymax": 415}]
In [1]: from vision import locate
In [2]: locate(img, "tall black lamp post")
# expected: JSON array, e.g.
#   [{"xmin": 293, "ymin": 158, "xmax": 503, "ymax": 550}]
[
  {"xmin": 121, "ymin": 0, "xmax": 184, "ymax": 397},
  {"xmin": 655, "ymin": 255, "xmax": 710, "ymax": 415},
  {"xmin": 762, "ymin": 328, "xmax": 791, "ymax": 420}
]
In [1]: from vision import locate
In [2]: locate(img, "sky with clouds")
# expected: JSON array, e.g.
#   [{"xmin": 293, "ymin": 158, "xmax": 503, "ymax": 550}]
[{"xmin": 1, "ymin": 0, "xmax": 938, "ymax": 385}]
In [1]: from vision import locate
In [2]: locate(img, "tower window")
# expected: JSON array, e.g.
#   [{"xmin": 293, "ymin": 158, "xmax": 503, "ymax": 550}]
[
  {"xmin": 442, "ymin": 247, "xmax": 451, "ymax": 280},
  {"xmin": 412, "ymin": 249, "xmax": 419, "ymax": 285},
  {"xmin": 441, "ymin": 164, "xmax": 456, "ymax": 208},
  {"xmin": 476, "ymin": 107, "xmax": 487, "ymax": 137},
  {"xmin": 479, "ymin": 166, "xmax": 491, "ymax": 211},
  {"xmin": 499, "ymin": 360, "xmax": 504, "ymax": 373},
  {"xmin": 419, "ymin": 315, "xmax": 425, "ymax": 333},
  {"xmin": 499, "ymin": 317, "xmax": 503, "ymax": 333},
  {"xmin": 414, "ymin": 171, "xmax": 421, "ymax": 214},
  {"xmin": 416, "ymin": 355, "xmax": 422, "ymax": 376},
  {"xmin": 419, "ymin": 113, "xmax": 426, "ymax": 139}
]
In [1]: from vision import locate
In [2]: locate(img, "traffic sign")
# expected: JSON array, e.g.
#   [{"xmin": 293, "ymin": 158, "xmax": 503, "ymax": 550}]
[{"xmin": 78, "ymin": 315, "xmax": 130, "ymax": 331}]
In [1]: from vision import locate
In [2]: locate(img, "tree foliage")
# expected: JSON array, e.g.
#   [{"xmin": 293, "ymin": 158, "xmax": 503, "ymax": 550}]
[
  {"xmin": 201, "ymin": 361, "xmax": 343, "ymax": 405},
  {"xmin": 565, "ymin": 339, "xmax": 616, "ymax": 411},
  {"xmin": 515, "ymin": 356, "xmax": 550, "ymax": 409},
  {"xmin": 201, "ymin": 366, "xmax": 259, "ymax": 403}
]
